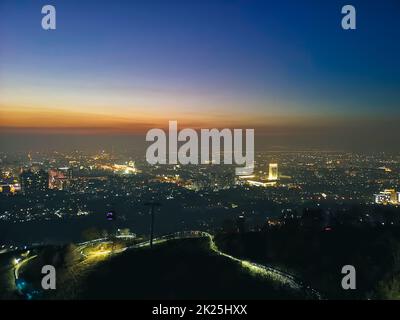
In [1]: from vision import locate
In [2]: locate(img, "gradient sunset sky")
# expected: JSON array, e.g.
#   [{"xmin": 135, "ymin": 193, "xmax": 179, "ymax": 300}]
[{"xmin": 0, "ymin": 0, "xmax": 399, "ymax": 150}]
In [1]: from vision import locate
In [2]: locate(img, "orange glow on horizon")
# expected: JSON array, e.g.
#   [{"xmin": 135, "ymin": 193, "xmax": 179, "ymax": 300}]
[
  {"xmin": 0, "ymin": 104, "xmax": 295, "ymax": 134},
  {"xmin": 0, "ymin": 104, "xmax": 385, "ymax": 135}
]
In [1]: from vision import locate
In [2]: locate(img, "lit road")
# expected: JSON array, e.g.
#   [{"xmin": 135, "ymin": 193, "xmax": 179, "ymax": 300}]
[
  {"xmin": 125, "ymin": 231, "xmax": 323, "ymax": 299},
  {"xmin": 15, "ymin": 231, "xmax": 322, "ymax": 299},
  {"xmin": 14, "ymin": 255, "xmax": 38, "ymax": 280}
]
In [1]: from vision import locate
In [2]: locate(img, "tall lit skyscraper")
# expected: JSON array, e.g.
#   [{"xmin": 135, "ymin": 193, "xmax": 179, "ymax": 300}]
[
  {"xmin": 268, "ymin": 163, "xmax": 278, "ymax": 181},
  {"xmin": 374, "ymin": 189, "xmax": 399, "ymax": 204},
  {"xmin": 20, "ymin": 170, "xmax": 35, "ymax": 195},
  {"xmin": 374, "ymin": 193, "xmax": 391, "ymax": 204},
  {"xmin": 385, "ymin": 189, "xmax": 397, "ymax": 203},
  {"xmin": 20, "ymin": 169, "xmax": 49, "ymax": 194}
]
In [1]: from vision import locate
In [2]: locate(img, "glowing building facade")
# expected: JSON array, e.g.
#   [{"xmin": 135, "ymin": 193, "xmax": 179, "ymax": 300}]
[
  {"xmin": 268, "ymin": 163, "xmax": 278, "ymax": 181},
  {"xmin": 374, "ymin": 189, "xmax": 399, "ymax": 205}
]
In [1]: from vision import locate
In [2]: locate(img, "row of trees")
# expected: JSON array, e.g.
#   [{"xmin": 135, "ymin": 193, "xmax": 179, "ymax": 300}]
[{"xmin": 216, "ymin": 225, "xmax": 400, "ymax": 299}]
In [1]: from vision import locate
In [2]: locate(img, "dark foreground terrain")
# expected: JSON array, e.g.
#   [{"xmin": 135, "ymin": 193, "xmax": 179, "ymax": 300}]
[
  {"xmin": 17, "ymin": 238, "xmax": 304, "ymax": 300},
  {"xmin": 216, "ymin": 226, "xmax": 400, "ymax": 299}
]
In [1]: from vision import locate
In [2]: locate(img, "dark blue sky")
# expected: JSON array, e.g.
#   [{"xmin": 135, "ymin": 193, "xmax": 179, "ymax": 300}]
[{"xmin": 0, "ymin": 0, "xmax": 399, "ymax": 128}]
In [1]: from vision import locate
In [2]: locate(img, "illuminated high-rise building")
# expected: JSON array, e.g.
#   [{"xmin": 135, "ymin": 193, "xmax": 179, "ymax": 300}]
[
  {"xmin": 20, "ymin": 170, "xmax": 35, "ymax": 194},
  {"xmin": 374, "ymin": 189, "xmax": 399, "ymax": 204},
  {"xmin": 20, "ymin": 169, "xmax": 49, "ymax": 194},
  {"xmin": 374, "ymin": 193, "xmax": 391, "ymax": 204},
  {"xmin": 49, "ymin": 168, "xmax": 72, "ymax": 190},
  {"xmin": 268, "ymin": 163, "xmax": 278, "ymax": 181},
  {"xmin": 36, "ymin": 169, "xmax": 49, "ymax": 192},
  {"xmin": 384, "ymin": 189, "xmax": 397, "ymax": 203}
]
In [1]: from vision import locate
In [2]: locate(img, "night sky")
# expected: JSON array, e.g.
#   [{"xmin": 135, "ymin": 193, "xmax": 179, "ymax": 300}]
[{"xmin": 0, "ymin": 0, "xmax": 399, "ymax": 151}]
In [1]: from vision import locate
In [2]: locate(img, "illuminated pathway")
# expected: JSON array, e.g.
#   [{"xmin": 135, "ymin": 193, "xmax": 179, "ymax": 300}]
[
  {"xmin": 127, "ymin": 231, "xmax": 323, "ymax": 299},
  {"xmin": 16, "ymin": 231, "xmax": 322, "ymax": 299},
  {"xmin": 14, "ymin": 255, "xmax": 38, "ymax": 280}
]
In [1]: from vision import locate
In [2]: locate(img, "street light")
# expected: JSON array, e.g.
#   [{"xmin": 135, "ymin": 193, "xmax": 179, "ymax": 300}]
[
  {"xmin": 106, "ymin": 210, "xmax": 117, "ymax": 253},
  {"xmin": 144, "ymin": 201, "xmax": 161, "ymax": 249}
]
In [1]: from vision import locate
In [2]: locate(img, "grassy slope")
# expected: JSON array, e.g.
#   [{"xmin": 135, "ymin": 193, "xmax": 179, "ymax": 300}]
[
  {"xmin": 0, "ymin": 252, "xmax": 18, "ymax": 300},
  {"xmin": 60, "ymin": 238, "xmax": 303, "ymax": 299}
]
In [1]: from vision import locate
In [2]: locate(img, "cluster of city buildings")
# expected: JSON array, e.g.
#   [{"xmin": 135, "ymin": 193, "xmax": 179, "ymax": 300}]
[
  {"xmin": 242, "ymin": 163, "xmax": 279, "ymax": 187},
  {"xmin": 374, "ymin": 189, "xmax": 400, "ymax": 205},
  {"xmin": 0, "ymin": 161, "xmax": 140, "ymax": 196},
  {"xmin": 1, "ymin": 150, "xmax": 400, "ymax": 227},
  {"xmin": 100, "ymin": 161, "xmax": 139, "ymax": 175}
]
